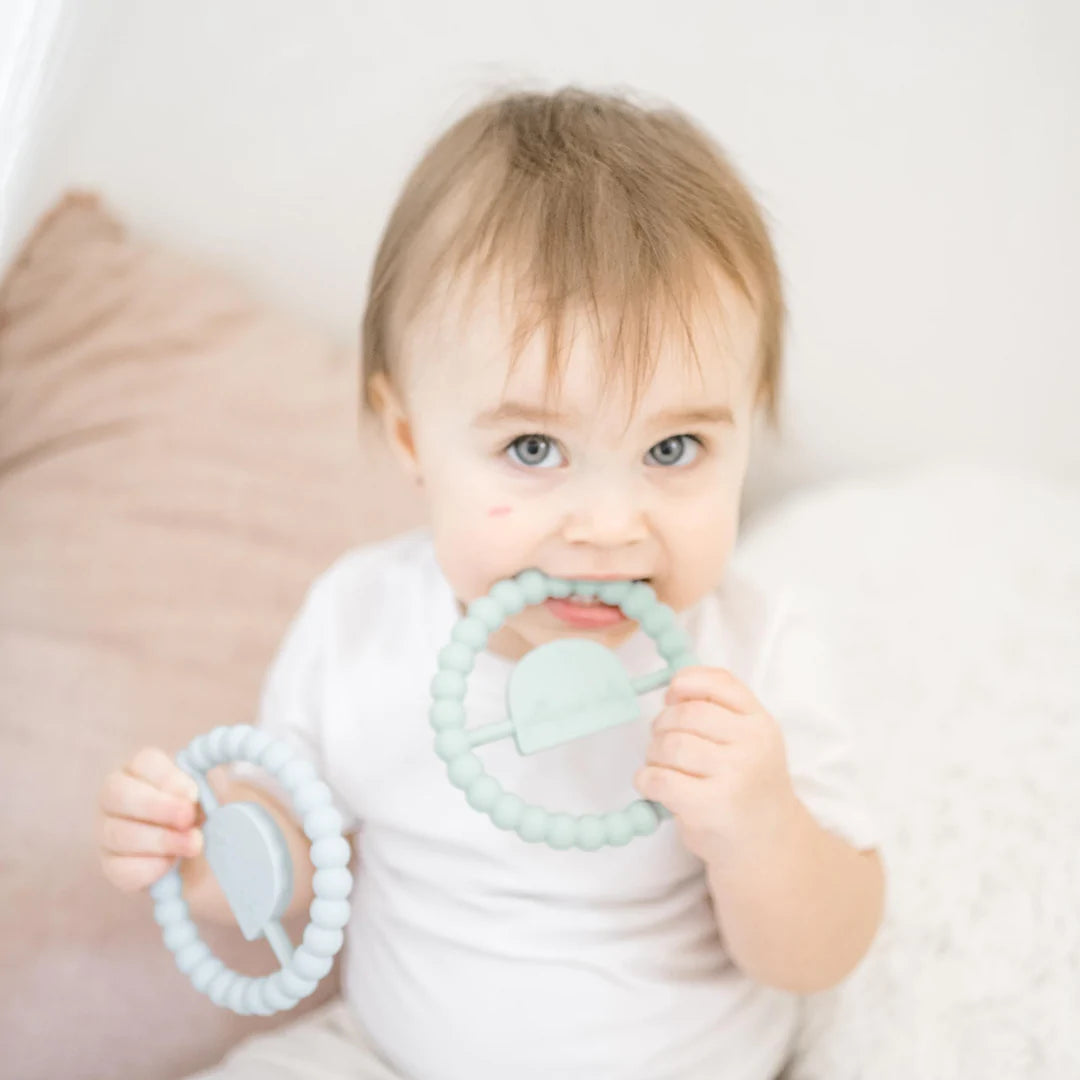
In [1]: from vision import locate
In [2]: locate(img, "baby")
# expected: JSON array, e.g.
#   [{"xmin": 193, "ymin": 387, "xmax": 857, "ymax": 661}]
[{"xmin": 98, "ymin": 87, "xmax": 885, "ymax": 1080}]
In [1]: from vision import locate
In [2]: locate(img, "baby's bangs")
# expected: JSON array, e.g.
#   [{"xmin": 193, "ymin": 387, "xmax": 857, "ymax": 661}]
[
  {"xmin": 435, "ymin": 170, "xmax": 747, "ymax": 419},
  {"xmin": 492, "ymin": 256, "xmax": 741, "ymax": 423}
]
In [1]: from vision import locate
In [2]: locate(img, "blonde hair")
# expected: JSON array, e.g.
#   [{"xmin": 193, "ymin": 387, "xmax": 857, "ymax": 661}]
[{"xmin": 360, "ymin": 86, "xmax": 785, "ymax": 428}]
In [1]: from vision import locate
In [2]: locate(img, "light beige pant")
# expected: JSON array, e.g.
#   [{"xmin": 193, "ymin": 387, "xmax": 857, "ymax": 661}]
[{"xmin": 186, "ymin": 998, "xmax": 405, "ymax": 1079}]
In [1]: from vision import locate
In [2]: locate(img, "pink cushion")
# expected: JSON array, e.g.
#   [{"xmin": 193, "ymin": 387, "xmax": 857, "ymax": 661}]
[{"xmin": 0, "ymin": 193, "xmax": 422, "ymax": 1080}]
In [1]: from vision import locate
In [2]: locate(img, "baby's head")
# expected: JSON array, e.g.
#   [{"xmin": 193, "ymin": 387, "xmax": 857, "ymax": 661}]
[{"xmin": 362, "ymin": 87, "xmax": 784, "ymax": 659}]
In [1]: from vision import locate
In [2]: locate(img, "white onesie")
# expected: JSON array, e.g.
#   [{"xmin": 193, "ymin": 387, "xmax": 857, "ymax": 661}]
[{"xmin": 231, "ymin": 527, "xmax": 879, "ymax": 1080}]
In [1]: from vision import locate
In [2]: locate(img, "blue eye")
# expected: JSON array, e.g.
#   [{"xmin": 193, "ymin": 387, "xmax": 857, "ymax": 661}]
[
  {"xmin": 507, "ymin": 434, "xmax": 565, "ymax": 469},
  {"xmin": 647, "ymin": 434, "xmax": 702, "ymax": 467}
]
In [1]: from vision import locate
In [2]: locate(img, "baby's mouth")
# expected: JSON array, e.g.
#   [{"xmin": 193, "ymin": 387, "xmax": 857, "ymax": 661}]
[{"xmin": 562, "ymin": 578, "xmax": 651, "ymax": 606}]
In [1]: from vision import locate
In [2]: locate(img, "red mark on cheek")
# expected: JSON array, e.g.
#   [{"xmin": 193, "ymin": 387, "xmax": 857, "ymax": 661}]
[{"xmin": 488, "ymin": 505, "xmax": 513, "ymax": 517}]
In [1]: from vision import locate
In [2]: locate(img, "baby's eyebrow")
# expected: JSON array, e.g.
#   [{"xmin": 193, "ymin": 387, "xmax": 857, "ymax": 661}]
[
  {"xmin": 473, "ymin": 402, "xmax": 573, "ymax": 427},
  {"xmin": 473, "ymin": 401, "xmax": 734, "ymax": 428},
  {"xmin": 651, "ymin": 405, "xmax": 735, "ymax": 427}
]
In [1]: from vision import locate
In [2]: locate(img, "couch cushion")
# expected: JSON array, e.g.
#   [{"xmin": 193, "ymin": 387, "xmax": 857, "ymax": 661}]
[{"xmin": 0, "ymin": 192, "xmax": 423, "ymax": 1080}]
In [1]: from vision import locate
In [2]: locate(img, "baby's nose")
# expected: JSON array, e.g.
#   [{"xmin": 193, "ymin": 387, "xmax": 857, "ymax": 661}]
[{"xmin": 561, "ymin": 478, "xmax": 650, "ymax": 547}]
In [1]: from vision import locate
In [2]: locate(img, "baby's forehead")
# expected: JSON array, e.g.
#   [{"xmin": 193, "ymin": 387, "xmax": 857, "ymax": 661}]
[{"xmin": 399, "ymin": 262, "xmax": 759, "ymax": 419}]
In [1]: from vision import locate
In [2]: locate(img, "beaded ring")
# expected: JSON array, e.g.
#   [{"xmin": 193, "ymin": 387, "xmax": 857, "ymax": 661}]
[
  {"xmin": 149, "ymin": 725, "xmax": 352, "ymax": 1015},
  {"xmin": 431, "ymin": 570, "xmax": 698, "ymax": 850}
]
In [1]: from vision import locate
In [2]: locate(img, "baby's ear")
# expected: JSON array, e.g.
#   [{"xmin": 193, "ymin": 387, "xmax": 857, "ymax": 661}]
[{"xmin": 367, "ymin": 371, "xmax": 422, "ymax": 485}]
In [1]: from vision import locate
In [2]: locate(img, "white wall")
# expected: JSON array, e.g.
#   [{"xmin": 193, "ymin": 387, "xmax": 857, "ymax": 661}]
[{"xmin": 4, "ymin": 0, "xmax": 1078, "ymax": 511}]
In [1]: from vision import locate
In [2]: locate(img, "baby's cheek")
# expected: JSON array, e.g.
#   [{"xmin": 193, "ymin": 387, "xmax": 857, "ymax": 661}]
[{"xmin": 432, "ymin": 506, "xmax": 527, "ymax": 602}]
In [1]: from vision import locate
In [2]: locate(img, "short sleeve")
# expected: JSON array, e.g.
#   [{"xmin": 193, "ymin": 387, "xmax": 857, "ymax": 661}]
[
  {"xmin": 756, "ymin": 597, "xmax": 881, "ymax": 852},
  {"xmin": 228, "ymin": 578, "xmax": 360, "ymax": 834}
]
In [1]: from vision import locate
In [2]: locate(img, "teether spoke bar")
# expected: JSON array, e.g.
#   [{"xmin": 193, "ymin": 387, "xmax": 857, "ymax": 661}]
[
  {"xmin": 149, "ymin": 724, "xmax": 352, "ymax": 1016},
  {"xmin": 431, "ymin": 570, "xmax": 698, "ymax": 851}
]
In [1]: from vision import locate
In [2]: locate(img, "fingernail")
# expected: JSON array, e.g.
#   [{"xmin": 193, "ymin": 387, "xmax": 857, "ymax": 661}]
[{"xmin": 189, "ymin": 830, "xmax": 203, "ymax": 854}]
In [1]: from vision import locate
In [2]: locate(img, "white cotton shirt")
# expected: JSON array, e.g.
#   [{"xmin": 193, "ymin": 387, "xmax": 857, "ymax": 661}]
[{"xmin": 231, "ymin": 528, "xmax": 880, "ymax": 1080}]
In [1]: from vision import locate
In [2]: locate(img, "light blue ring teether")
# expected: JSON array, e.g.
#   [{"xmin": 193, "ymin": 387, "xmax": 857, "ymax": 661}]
[
  {"xmin": 431, "ymin": 571, "xmax": 698, "ymax": 850},
  {"xmin": 148, "ymin": 725, "xmax": 352, "ymax": 1015}
]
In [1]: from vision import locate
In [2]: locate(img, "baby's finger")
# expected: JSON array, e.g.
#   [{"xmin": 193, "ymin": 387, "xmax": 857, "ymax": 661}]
[
  {"xmin": 100, "ymin": 852, "xmax": 176, "ymax": 894},
  {"xmin": 634, "ymin": 765, "xmax": 707, "ymax": 817},
  {"xmin": 100, "ymin": 770, "xmax": 198, "ymax": 830},
  {"xmin": 665, "ymin": 666, "xmax": 761, "ymax": 715},
  {"xmin": 645, "ymin": 729, "xmax": 727, "ymax": 778},
  {"xmin": 126, "ymin": 746, "xmax": 200, "ymax": 802},
  {"xmin": 652, "ymin": 700, "xmax": 748, "ymax": 744},
  {"xmin": 100, "ymin": 814, "xmax": 203, "ymax": 859}
]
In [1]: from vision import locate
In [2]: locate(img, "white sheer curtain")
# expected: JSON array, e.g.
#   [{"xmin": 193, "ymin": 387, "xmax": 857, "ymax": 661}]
[{"xmin": 0, "ymin": 0, "xmax": 69, "ymax": 271}]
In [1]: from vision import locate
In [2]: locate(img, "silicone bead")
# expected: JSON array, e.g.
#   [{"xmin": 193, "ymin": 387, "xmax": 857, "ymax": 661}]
[
  {"xmin": 429, "ymin": 700, "xmax": 465, "ymax": 731},
  {"xmin": 207, "ymin": 725, "xmax": 234, "ymax": 762},
  {"xmin": 447, "ymin": 753, "xmax": 483, "ymax": 788},
  {"xmin": 149, "ymin": 871, "xmax": 181, "ymax": 901},
  {"xmin": 515, "ymin": 569, "xmax": 547, "ymax": 604},
  {"xmin": 465, "ymin": 775, "xmax": 502, "ymax": 811},
  {"xmin": 278, "ymin": 968, "xmax": 318, "ymax": 998},
  {"xmin": 516, "ymin": 805, "xmax": 548, "ymax": 843},
  {"xmin": 303, "ymin": 925, "xmax": 345, "ymax": 957},
  {"xmin": 176, "ymin": 941, "xmax": 212, "ymax": 975},
  {"xmin": 571, "ymin": 579, "xmax": 600, "ymax": 598},
  {"xmin": 451, "ymin": 617, "xmax": 489, "ymax": 648},
  {"xmin": 259, "ymin": 740, "xmax": 293, "ymax": 773},
  {"xmin": 547, "ymin": 578, "xmax": 573, "ymax": 598},
  {"xmin": 153, "ymin": 899, "xmax": 187, "ymax": 926},
  {"xmin": 656, "ymin": 627, "xmax": 691, "ymax": 659},
  {"xmin": 184, "ymin": 738, "xmax": 212, "ymax": 772},
  {"xmin": 546, "ymin": 813, "xmax": 577, "ymax": 850},
  {"xmin": 243, "ymin": 979, "xmax": 268, "ymax": 1016},
  {"xmin": 574, "ymin": 814, "xmax": 606, "ymax": 851},
  {"xmin": 264, "ymin": 975, "xmax": 295, "ymax": 1012},
  {"xmin": 430, "ymin": 670, "xmax": 467, "ymax": 700},
  {"xmin": 434, "ymin": 729, "xmax": 469, "ymax": 761},
  {"xmin": 641, "ymin": 605, "xmax": 676, "ymax": 636},
  {"xmin": 603, "ymin": 812, "xmax": 634, "ymax": 847},
  {"xmin": 489, "ymin": 580, "xmax": 527, "ymax": 613},
  {"xmin": 241, "ymin": 729, "xmax": 273, "ymax": 761},
  {"xmin": 628, "ymin": 801, "xmax": 662, "ymax": 835},
  {"xmin": 596, "ymin": 579, "xmax": 633, "ymax": 605},
  {"xmin": 207, "ymin": 968, "xmax": 238, "ymax": 1007},
  {"xmin": 310, "ymin": 837, "xmax": 351, "ymax": 869},
  {"xmin": 225, "ymin": 979, "xmax": 250, "ymax": 1014},
  {"xmin": 437, "ymin": 641, "xmax": 475, "ymax": 672},
  {"xmin": 619, "ymin": 582, "xmax": 656, "ymax": 619},
  {"xmin": 163, "ymin": 920, "xmax": 198, "ymax": 951},
  {"xmin": 190, "ymin": 956, "xmax": 225, "ymax": 993},
  {"xmin": 491, "ymin": 793, "xmax": 525, "ymax": 829},
  {"xmin": 223, "ymin": 726, "xmax": 251, "ymax": 760},
  {"xmin": 303, "ymin": 806, "xmax": 344, "ymax": 842},
  {"xmin": 310, "ymin": 898, "xmax": 351, "ymax": 929},
  {"xmin": 467, "ymin": 596, "xmax": 504, "ymax": 629},
  {"xmin": 278, "ymin": 758, "xmax": 318, "ymax": 791},
  {"xmin": 291, "ymin": 947, "xmax": 334, "ymax": 981},
  {"xmin": 293, "ymin": 780, "xmax": 333, "ymax": 816},
  {"xmin": 312, "ymin": 868, "xmax": 352, "ymax": 900}
]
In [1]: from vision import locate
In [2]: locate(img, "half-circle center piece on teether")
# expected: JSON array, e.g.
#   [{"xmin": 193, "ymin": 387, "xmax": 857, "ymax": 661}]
[
  {"xmin": 507, "ymin": 638, "xmax": 640, "ymax": 755},
  {"xmin": 203, "ymin": 801, "xmax": 294, "ymax": 941}
]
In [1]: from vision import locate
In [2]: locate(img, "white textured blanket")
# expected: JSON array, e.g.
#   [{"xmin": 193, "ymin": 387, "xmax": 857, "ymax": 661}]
[{"xmin": 731, "ymin": 462, "xmax": 1079, "ymax": 1080}]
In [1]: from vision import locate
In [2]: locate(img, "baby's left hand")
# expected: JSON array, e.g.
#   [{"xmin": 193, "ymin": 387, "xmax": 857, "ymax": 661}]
[{"xmin": 634, "ymin": 666, "xmax": 800, "ymax": 866}]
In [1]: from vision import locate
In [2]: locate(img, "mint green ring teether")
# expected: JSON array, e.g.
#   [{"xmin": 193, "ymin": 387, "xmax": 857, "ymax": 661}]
[
  {"xmin": 431, "ymin": 571, "xmax": 698, "ymax": 850},
  {"xmin": 148, "ymin": 725, "xmax": 352, "ymax": 1015}
]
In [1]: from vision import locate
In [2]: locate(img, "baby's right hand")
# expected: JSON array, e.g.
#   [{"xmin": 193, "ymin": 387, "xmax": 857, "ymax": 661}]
[{"xmin": 98, "ymin": 747, "xmax": 205, "ymax": 893}]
